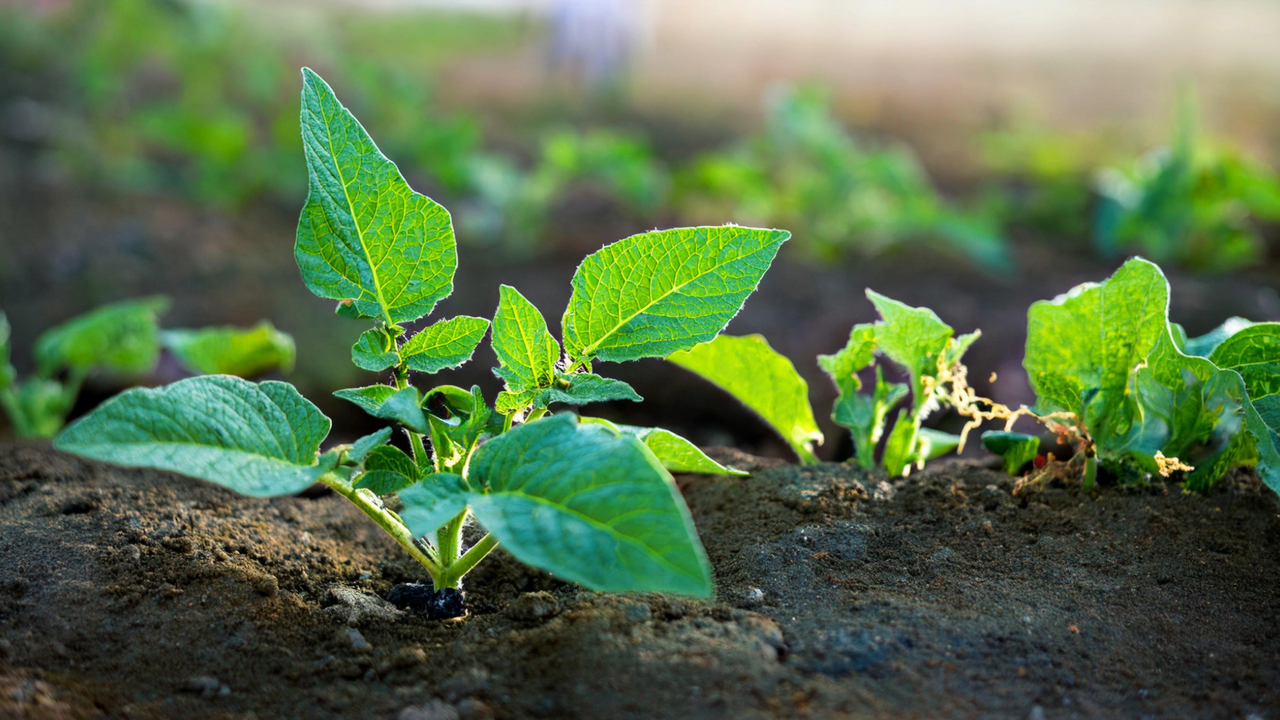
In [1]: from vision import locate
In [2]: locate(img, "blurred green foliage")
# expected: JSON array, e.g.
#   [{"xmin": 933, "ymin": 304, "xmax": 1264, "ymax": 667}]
[
  {"xmin": 674, "ymin": 87, "xmax": 1010, "ymax": 271},
  {"xmin": 1094, "ymin": 93, "xmax": 1280, "ymax": 271}
]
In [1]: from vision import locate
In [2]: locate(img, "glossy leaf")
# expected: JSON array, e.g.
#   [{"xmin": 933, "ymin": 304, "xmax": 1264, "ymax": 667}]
[
  {"xmin": 351, "ymin": 327, "xmax": 399, "ymax": 372},
  {"xmin": 348, "ymin": 427, "xmax": 393, "ymax": 463},
  {"xmin": 982, "ymin": 431, "xmax": 1041, "ymax": 475},
  {"xmin": 400, "ymin": 315, "xmax": 490, "ymax": 373},
  {"xmin": 562, "ymin": 226, "xmax": 789, "ymax": 363},
  {"xmin": 536, "ymin": 373, "xmax": 641, "ymax": 408},
  {"xmin": 491, "ymin": 285, "xmax": 560, "ymax": 402},
  {"xmin": 467, "ymin": 414, "xmax": 712, "ymax": 596},
  {"xmin": 164, "ymin": 322, "xmax": 296, "ymax": 377},
  {"xmin": 866, "ymin": 291, "xmax": 954, "ymax": 401},
  {"xmin": 295, "ymin": 68, "xmax": 456, "ymax": 325},
  {"xmin": 1209, "ymin": 323, "xmax": 1280, "ymax": 399},
  {"xmin": 333, "ymin": 385, "xmax": 428, "ymax": 433},
  {"xmin": 56, "ymin": 376, "xmax": 331, "ymax": 497},
  {"xmin": 35, "ymin": 297, "xmax": 168, "ymax": 375},
  {"xmin": 668, "ymin": 334, "xmax": 821, "ymax": 463},
  {"xmin": 582, "ymin": 417, "xmax": 747, "ymax": 476},
  {"xmin": 353, "ymin": 445, "xmax": 420, "ymax": 495},
  {"xmin": 398, "ymin": 473, "xmax": 472, "ymax": 537}
]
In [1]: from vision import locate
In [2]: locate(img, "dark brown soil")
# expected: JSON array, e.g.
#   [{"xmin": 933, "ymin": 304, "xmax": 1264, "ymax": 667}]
[{"xmin": 2, "ymin": 443, "xmax": 1279, "ymax": 719}]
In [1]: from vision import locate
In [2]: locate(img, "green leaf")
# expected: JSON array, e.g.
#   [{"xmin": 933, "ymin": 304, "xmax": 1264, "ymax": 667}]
[
  {"xmin": 354, "ymin": 445, "xmax": 420, "ymax": 495},
  {"xmin": 981, "ymin": 431, "xmax": 1041, "ymax": 475},
  {"xmin": 1184, "ymin": 316, "xmax": 1254, "ymax": 357},
  {"xmin": 866, "ymin": 290, "xmax": 955, "ymax": 403},
  {"xmin": 536, "ymin": 373, "xmax": 641, "ymax": 408},
  {"xmin": 817, "ymin": 323, "xmax": 876, "ymax": 396},
  {"xmin": 400, "ymin": 315, "xmax": 490, "ymax": 374},
  {"xmin": 348, "ymin": 427, "xmax": 393, "ymax": 463},
  {"xmin": 55, "ymin": 376, "xmax": 331, "ymax": 497},
  {"xmin": 12, "ymin": 378, "xmax": 72, "ymax": 438},
  {"xmin": 582, "ymin": 417, "xmax": 748, "ymax": 476},
  {"xmin": 917, "ymin": 428, "xmax": 962, "ymax": 462},
  {"xmin": 163, "ymin": 322, "xmax": 295, "ymax": 377},
  {"xmin": 467, "ymin": 414, "xmax": 712, "ymax": 596},
  {"xmin": 491, "ymin": 285, "xmax": 561, "ymax": 400},
  {"xmin": 295, "ymin": 68, "xmax": 456, "ymax": 325},
  {"xmin": 1209, "ymin": 323, "xmax": 1280, "ymax": 399},
  {"xmin": 832, "ymin": 365, "xmax": 908, "ymax": 469},
  {"xmin": 881, "ymin": 409, "xmax": 916, "ymax": 477},
  {"xmin": 1242, "ymin": 395, "xmax": 1280, "ymax": 495},
  {"xmin": 668, "ymin": 334, "xmax": 822, "ymax": 463},
  {"xmin": 351, "ymin": 327, "xmax": 400, "ymax": 372},
  {"xmin": 1024, "ymin": 258, "xmax": 1169, "ymax": 438},
  {"xmin": 35, "ymin": 297, "xmax": 168, "ymax": 375},
  {"xmin": 398, "ymin": 473, "xmax": 472, "ymax": 537},
  {"xmin": 562, "ymin": 226, "xmax": 789, "ymax": 363},
  {"xmin": 333, "ymin": 385, "xmax": 428, "ymax": 433}
]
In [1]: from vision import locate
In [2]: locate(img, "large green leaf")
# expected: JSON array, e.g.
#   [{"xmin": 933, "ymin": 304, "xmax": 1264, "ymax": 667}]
[
  {"xmin": 562, "ymin": 226, "xmax": 789, "ymax": 363},
  {"xmin": 1024, "ymin": 258, "xmax": 1169, "ymax": 439},
  {"xmin": 295, "ymin": 68, "xmax": 456, "ymax": 325},
  {"xmin": 1209, "ymin": 323, "xmax": 1280, "ymax": 399},
  {"xmin": 491, "ymin": 285, "xmax": 560, "ymax": 406},
  {"xmin": 467, "ymin": 414, "xmax": 712, "ymax": 596},
  {"xmin": 400, "ymin": 315, "xmax": 490, "ymax": 373},
  {"xmin": 35, "ymin": 297, "xmax": 168, "ymax": 375},
  {"xmin": 333, "ymin": 385, "xmax": 428, "ymax": 433},
  {"xmin": 668, "ymin": 334, "xmax": 822, "ymax": 463},
  {"xmin": 163, "ymin": 322, "xmax": 295, "ymax": 377},
  {"xmin": 55, "ymin": 376, "xmax": 332, "ymax": 497}
]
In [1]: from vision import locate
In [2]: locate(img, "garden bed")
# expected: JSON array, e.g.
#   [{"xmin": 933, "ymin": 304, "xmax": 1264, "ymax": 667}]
[{"xmin": 2, "ymin": 443, "xmax": 1277, "ymax": 719}]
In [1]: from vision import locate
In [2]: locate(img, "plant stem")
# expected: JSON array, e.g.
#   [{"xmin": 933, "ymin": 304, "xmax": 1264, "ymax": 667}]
[
  {"xmin": 436, "ymin": 509, "xmax": 466, "ymax": 565},
  {"xmin": 525, "ymin": 406, "xmax": 548, "ymax": 422},
  {"xmin": 318, "ymin": 472, "xmax": 444, "ymax": 585},
  {"xmin": 0, "ymin": 388, "xmax": 31, "ymax": 438},
  {"xmin": 438, "ymin": 533, "xmax": 499, "ymax": 589}
]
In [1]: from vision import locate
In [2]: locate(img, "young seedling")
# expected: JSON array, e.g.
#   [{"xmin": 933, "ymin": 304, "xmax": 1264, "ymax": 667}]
[
  {"xmin": 56, "ymin": 69, "xmax": 784, "ymax": 616},
  {"xmin": 1, "ymin": 299, "xmax": 292, "ymax": 438}
]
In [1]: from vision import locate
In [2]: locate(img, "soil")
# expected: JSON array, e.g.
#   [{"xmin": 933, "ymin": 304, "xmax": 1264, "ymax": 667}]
[{"xmin": 3, "ymin": 442, "xmax": 1279, "ymax": 719}]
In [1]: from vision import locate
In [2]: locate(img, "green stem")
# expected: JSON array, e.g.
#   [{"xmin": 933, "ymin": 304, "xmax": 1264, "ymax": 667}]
[
  {"xmin": 438, "ymin": 533, "xmax": 499, "ymax": 589},
  {"xmin": 525, "ymin": 406, "xmax": 549, "ymax": 422},
  {"xmin": 436, "ymin": 509, "xmax": 466, "ymax": 565},
  {"xmin": 318, "ymin": 472, "xmax": 444, "ymax": 584},
  {"xmin": 0, "ymin": 387, "xmax": 31, "ymax": 438}
]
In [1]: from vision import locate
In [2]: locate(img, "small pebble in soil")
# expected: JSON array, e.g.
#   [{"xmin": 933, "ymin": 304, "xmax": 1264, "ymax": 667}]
[
  {"xmin": 739, "ymin": 587, "xmax": 765, "ymax": 608},
  {"xmin": 341, "ymin": 627, "xmax": 371, "ymax": 652},
  {"xmin": 506, "ymin": 591, "xmax": 560, "ymax": 622},
  {"xmin": 386, "ymin": 583, "xmax": 467, "ymax": 620}
]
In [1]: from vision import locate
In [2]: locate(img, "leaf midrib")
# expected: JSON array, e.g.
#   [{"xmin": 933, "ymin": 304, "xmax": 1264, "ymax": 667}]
[{"xmin": 317, "ymin": 86, "xmax": 394, "ymax": 327}]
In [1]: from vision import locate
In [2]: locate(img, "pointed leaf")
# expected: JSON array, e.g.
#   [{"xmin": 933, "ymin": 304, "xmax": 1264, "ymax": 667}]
[
  {"xmin": 351, "ymin": 327, "xmax": 400, "ymax": 372},
  {"xmin": 55, "ymin": 376, "xmax": 331, "ymax": 497},
  {"xmin": 668, "ymin": 334, "xmax": 822, "ymax": 463},
  {"xmin": 398, "ymin": 473, "xmax": 472, "ymax": 537},
  {"xmin": 333, "ymin": 385, "xmax": 428, "ymax": 433},
  {"xmin": 866, "ymin": 290, "xmax": 954, "ymax": 402},
  {"xmin": 562, "ymin": 226, "xmax": 789, "ymax": 363},
  {"xmin": 491, "ymin": 285, "xmax": 560, "ymax": 397},
  {"xmin": 536, "ymin": 373, "xmax": 641, "ymax": 408},
  {"xmin": 467, "ymin": 415, "xmax": 712, "ymax": 596},
  {"xmin": 818, "ymin": 323, "xmax": 876, "ymax": 396},
  {"xmin": 616, "ymin": 423, "xmax": 747, "ymax": 476},
  {"xmin": 164, "ymin": 322, "xmax": 296, "ymax": 377},
  {"xmin": 1209, "ymin": 323, "xmax": 1280, "ymax": 399},
  {"xmin": 295, "ymin": 68, "xmax": 456, "ymax": 325},
  {"xmin": 348, "ymin": 427, "xmax": 393, "ymax": 463},
  {"xmin": 400, "ymin": 315, "xmax": 490, "ymax": 373},
  {"xmin": 35, "ymin": 297, "xmax": 168, "ymax": 375},
  {"xmin": 917, "ymin": 428, "xmax": 962, "ymax": 462}
]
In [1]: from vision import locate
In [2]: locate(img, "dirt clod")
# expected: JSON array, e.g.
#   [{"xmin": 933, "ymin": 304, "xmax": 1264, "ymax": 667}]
[{"xmin": 386, "ymin": 583, "xmax": 467, "ymax": 620}]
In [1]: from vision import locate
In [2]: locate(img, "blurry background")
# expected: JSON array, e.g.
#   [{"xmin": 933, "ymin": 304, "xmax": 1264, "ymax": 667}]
[{"xmin": 2, "ymin": 0, "xmax": 1279, "ymax": 458}]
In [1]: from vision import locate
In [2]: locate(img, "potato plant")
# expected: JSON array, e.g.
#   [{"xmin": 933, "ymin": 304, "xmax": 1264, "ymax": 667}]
[
  {"xmin": 56, "ymin": 69, "xmax": 784, "ymax": 606},
  {"xmin": 0, "ymin": 299, "xmax": 292, "ymax": 438}
]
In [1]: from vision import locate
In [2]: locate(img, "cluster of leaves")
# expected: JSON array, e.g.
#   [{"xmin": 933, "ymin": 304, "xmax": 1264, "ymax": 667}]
[
  {"xmin": 0, "ymin": 299, "xmax": 292, "ymax": 438},
  {"xmin": 1093, "ymin": 96, "xmax": 1280, "ymax": 272},
  {"xmin": 1020, "ymin": 258, "xmax": 1278, "ymax": 494},
  {"xmin": 55, "ymin": 69, "xmax": 786, "ymax": 599},
  {"xmin": 674, "ymin": 87, "xmax": 1009, "ymax": 271},
  {"xmin": 462, "ymin": 128, "xmax": 669, "ymax": 252}
]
